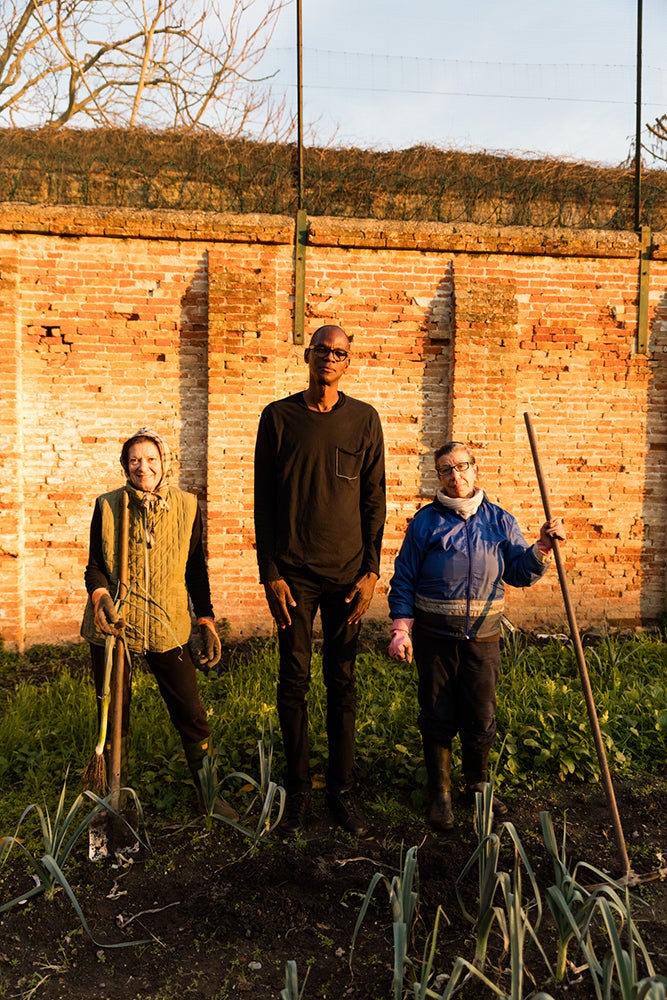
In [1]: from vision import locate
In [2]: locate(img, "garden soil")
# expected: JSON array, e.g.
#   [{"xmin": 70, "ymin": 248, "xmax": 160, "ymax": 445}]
[{"xmin": 1, "ymin": 777, "xmax": 665, "ymax": 999}]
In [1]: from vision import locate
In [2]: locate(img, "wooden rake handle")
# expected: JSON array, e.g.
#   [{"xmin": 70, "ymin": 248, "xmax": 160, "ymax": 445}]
[
  {"xmin": 524, "ymin": 412, "xmax": 632, "ymax": 880},
  {"xmin": 109, "ymin": 489, "xmax": 130, "ymax": 810}
]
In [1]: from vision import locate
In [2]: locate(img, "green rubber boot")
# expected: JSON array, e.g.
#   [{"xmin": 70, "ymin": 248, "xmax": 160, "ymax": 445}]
[{"xmin": 423, "ymin": 740, "xmax": 455, "ymax": 831}]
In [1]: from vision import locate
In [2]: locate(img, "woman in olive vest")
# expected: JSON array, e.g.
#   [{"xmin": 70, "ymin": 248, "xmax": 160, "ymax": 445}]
[{"xmin": 81, "ymin": 427, "xmax": 237, "ymax": 821}]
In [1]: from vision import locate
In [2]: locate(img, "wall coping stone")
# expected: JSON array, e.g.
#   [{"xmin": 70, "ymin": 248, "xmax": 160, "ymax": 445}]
[{"xmin": 1, "ymin": 203, "xmax": 666, "ymax": 259}]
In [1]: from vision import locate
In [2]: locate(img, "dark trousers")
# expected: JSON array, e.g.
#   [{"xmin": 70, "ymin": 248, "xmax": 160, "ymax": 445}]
[
  {"xmin": 90, "ymin": 642, "xmax": 210, "ymax": 748},
  {"xmin": 276, "ymin": 567, "xmax": 361, "ymax": 795},
  {"xmin": 413, "ymin": 627, "xmax": 501, "ymax": 754}
]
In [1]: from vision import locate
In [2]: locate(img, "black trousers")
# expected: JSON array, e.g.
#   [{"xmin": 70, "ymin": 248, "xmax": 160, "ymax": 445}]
[
  {"xmin": 413, "ymin": 627, "xmax": 501, "ymax": 754},
  {"xmin": 90, "ymin": 642, "xmax": 210, "ymax": 748},
  {"xmin": 276, "ymin": 566, "xmax": 361, "ymax": 796}
]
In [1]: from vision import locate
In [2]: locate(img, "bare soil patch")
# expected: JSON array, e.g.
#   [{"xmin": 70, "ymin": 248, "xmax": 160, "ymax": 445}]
[{"xmin": 1, "ymin": 778, "xmax": 665, "ymax": 1000}]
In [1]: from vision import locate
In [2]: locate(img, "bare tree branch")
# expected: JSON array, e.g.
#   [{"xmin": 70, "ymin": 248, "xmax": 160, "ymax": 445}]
[
  {"xmin": 646, "ymin": 115, "xmax": 667, "ymax": 162},
  {"xmin": 0, "ymin": 0, "xmax": 292, "ymax": 136}
]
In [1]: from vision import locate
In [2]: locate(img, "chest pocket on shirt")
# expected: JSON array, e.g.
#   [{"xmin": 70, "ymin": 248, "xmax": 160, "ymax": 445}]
[{"xmin": 336, "ymin": 447, "xmax": 364, "ymax": 480}]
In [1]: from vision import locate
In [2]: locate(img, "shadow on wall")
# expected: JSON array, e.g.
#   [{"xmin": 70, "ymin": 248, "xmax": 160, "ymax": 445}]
[
  {"xmin": 417, "ymin": 265, "xmax": 454, "ymax": 500},
  {"xmin": 641, "ymin": 286, "xmax": 667, "ymax": 626},
  {"xmin": 177, "ymin": 252, "xmax": 210, "ymax": 520}
]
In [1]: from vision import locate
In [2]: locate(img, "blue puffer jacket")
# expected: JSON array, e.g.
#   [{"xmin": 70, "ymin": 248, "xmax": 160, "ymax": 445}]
[{"xmin": 388, "ymin": 495, "xmax": 550, "ymax": 639}]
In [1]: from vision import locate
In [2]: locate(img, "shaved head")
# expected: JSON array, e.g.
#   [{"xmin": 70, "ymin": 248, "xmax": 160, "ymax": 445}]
[{"xmin": 309, "ymin": 325, "xmax": 351, "ymax": 349}]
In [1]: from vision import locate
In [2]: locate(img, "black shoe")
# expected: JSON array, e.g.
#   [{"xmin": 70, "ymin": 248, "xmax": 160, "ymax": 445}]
[
  {"xmin": 278, "ymin": 790, "xmax": 311, "ymax": 837},
  {"xmin": 326, "ymin": 789, "xmax": 367, "ymax": 835}
]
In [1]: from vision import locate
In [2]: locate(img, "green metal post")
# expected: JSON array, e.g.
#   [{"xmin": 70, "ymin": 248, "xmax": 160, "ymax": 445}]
[
  {"xmin": 637, "ymin": 225, "xmax": 651, "ymax": 354},
  {"xmin": 293, "ymin": 0, "xmax": 307, "ymax": 344}
]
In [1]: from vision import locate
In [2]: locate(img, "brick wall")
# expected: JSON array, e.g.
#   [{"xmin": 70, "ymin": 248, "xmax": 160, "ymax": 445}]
[{"xmin": 0, "ymin": 206, "xmax": 665, "ymax": 650}]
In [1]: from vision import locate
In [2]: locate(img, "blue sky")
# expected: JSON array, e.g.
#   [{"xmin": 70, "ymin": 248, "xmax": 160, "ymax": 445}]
[{"xmin": 263, "ymin": 0, "xmax": 667, "ymax": 166}]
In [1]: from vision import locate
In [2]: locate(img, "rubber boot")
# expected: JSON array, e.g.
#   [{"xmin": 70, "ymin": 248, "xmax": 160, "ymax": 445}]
[
  {"xmin": 422, "ymin": 740, "xmax": 455, "ymax": 831},
  {"xmin": 462, "ymin": 748, "xmax": 508, "ymax": 817},
  {"xmin": 183, "ymin": 739, "xmax": 239, "ymax": 822}
]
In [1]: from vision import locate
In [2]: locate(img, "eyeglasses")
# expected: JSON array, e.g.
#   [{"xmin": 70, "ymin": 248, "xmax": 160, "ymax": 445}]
[
  {"xmin": 309, "ymin": 345, "xmax": 349, "ymax": 362},
  {"xmin": 436, "ymin": 462, "xmax": 472, "ymax": 477}
]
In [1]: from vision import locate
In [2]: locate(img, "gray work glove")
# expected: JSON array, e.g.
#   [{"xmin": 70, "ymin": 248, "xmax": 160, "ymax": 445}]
[
  {"xmin": 93, "ymin": 590, "xmax": 124, "ymax": 636},
  {"xmin": 196, "ymin": 618, "xmax": 221, "ymax": 671}
]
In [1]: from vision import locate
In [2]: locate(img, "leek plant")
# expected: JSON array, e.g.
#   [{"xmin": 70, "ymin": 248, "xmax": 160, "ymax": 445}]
[
  {"xmin": 540, "ymin": 809, "xmax": 615, "ymax": 985},
  {"xmin": 412, "ymin": 904, "xmax": 449, "ymax": 1000},
  {"xmin": 198, "ymin": 719, "xmax": 286, "ymax": 844},
  {"xmin": 82, "ymin": 586, "xmax": 134, "ymax": 796},
  {"xmin": 432, "ymin": 793, "xmax": 557, "ymax": 1000},
  {"xmin": 539, "ymin": 809, "xmax": 661, "ymax": 997},
  {"xmin": 597, "ymin": 891, "xmax": 667, "ymax": 1000},
  {"xmin": 350, "ymin": 844, "xmax": 420, "ymax": 1000},
  {"xmin": 0, "ymin": 772, "xmax": 148, "ymax": 948},
  {"xmin": 454, "ymin": 783, "xmax": 547, "ymax": 977},
  {"xmin": 281, "ymin": 959, "xmax": 309, "ymax": 1000},
  {"xmin": 431, "ymin": 859, "xmax": 556, "ymax": 1000},
  {"xmin": 453, "ymin": 782, "xmax": 504, "ymax": 970},
  {"xmin": 435, "ymin": 954, "xmax": 557, "ymax": 1000},
  {"xmin": 495, "ymin": 861, "xmax": 552, "ymax": 1000}
]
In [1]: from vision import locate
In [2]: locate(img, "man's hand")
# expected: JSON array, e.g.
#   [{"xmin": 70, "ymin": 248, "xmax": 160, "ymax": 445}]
[
  {"xmin": 344, "ymin": 572, "xmax": 378, "ymax": 625},
  {"xmin": 197, "ymin": 618, "xmax": 221, "ymax": 670},
  {"xmin": 264, "ymin": 579, "xmax": 297, "ymax": 628},
  {"xmin": 92, "ymin": 589, "xmax": 124, "ymax": 636},
  {"xmin": 538, "ymin": 517, "xmax": 566, "ymax": 553}
]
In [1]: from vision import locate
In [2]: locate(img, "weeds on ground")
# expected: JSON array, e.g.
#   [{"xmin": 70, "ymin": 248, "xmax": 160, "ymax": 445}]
[{"xmin": 2, "ymin": 633, "xmax": 666, "ymax": 826}]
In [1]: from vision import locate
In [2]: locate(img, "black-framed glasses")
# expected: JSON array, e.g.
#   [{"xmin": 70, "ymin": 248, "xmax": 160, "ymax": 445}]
[
  {"xmin": 436, "ymin": 462, "xmax": 472, "ymax": 477},
  {"xmin": 309, "ymin": 345, "xmax": 349, "ymax": 362}
]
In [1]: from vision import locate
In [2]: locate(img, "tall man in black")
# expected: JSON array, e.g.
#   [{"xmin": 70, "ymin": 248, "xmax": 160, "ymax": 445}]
[{"xmin": 254, "ymin": 325, "xmax": 386, "ymax": 836}]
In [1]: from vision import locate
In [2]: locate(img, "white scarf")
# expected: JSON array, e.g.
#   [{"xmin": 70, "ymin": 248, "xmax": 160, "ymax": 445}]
[{"xmin": 436, "ymin": 486, "xmax": 485, "ymax": 520}]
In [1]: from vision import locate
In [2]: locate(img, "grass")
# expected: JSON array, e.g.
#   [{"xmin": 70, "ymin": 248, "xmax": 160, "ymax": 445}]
[{"xmin": 1, "ymin": 631, "xmax": 666, "ymax": 829}]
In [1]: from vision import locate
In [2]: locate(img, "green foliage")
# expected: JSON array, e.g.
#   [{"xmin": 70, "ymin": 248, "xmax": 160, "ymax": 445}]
[
  {"xmin": 281, "ymin": 959, "xmax": 309, "ymax": 1000},
  {"xmin": 496, "ymin": 633, "xmax": 667, "ymax": 791},
  {"xmin": 400, "ymin": 796, "xmax": 661, "ymax": 1000},
  {"xmin": 597, "ymin": 891, "xmax": 667, "ymax": 1000},
  {"xmin": 454, "ymin": 784, "xmax": 546, "ymax": 976},
  {"xmin": 1, "ymin": 633, "xmax": 666, "ymax": 996},
  {"xmin": 1, "ymin": 633, "xmax": 666, "ymax": 829},
  {"xmin": 198, "ymin": 719, "xmax": 286, "ymax": 844}
]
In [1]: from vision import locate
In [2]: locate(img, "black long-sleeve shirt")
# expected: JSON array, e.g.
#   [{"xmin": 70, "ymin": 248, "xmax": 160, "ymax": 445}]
[{"xmin": 254, "ymin": 391, "xmax": 386, "ymax": 585}]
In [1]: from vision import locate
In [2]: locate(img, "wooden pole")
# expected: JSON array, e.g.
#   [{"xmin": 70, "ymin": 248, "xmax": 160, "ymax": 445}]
[
  {"xmin": 523, "ymin": 412, "xmax": 633, "ymax": 880},
  {"xmin": 109, "ymin": 489, "xmax": 130, "ymax": 813}
]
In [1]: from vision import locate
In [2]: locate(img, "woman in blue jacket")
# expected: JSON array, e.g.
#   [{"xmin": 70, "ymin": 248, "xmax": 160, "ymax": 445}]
[{"xmin": 388, "ymin": 441, "xmax": 565, "ymax": 831}]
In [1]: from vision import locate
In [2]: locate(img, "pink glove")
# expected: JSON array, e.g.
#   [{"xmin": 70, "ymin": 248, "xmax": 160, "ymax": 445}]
[{"xmin": 388, "ymin": 618, "xmax": 414, "ymax": 662}]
